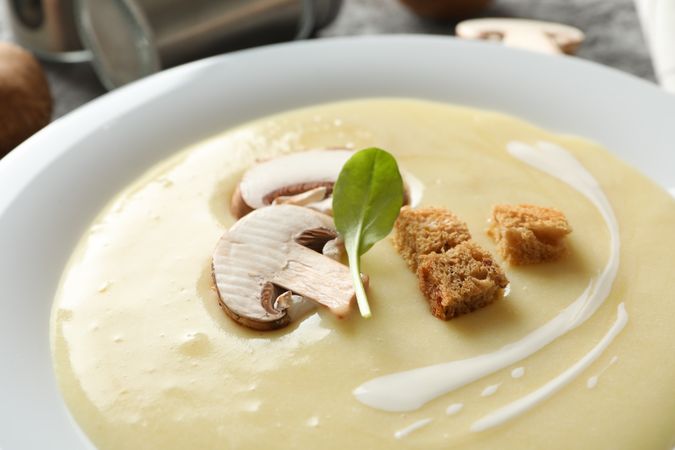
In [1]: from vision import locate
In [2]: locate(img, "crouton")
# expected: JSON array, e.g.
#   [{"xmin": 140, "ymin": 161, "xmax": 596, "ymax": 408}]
[
  {"xmin": 417, "ymin": 241, "xmax": 509, "ymax": 320},
  {"xmin": 393, "ymin": 206, "xmax": 471, "ymax": 270},
  {"xmin": 487, "ymin": 204, "xmax": 572, "ymax": 265}
]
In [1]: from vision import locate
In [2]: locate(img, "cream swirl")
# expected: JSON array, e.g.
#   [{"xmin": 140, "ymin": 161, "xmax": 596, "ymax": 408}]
[{"xmin": 353, "ymin": 141, "xmax": 621, "ymax": 414}]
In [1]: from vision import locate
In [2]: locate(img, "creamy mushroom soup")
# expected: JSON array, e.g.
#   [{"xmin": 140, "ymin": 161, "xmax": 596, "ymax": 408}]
[{"xmin": 51, "ymin": 99, "xmax": 675, "ymax": 449}]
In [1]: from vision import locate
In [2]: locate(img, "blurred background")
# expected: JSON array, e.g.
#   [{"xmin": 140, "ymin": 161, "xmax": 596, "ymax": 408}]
[{"xmin": 0, "ymin": 0, "xmax": 669, "ymax": 155}]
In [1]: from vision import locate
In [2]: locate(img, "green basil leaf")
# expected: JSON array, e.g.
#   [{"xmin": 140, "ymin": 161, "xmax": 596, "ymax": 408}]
[{"xmin": 332, "ymin": 148, "xmax": 405, "ymax": 318}]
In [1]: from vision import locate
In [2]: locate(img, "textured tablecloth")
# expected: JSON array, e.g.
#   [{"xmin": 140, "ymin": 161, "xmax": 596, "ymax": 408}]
[{"xmin": 0, "ymin": 0, "xmax": 655, "ymax": 119}]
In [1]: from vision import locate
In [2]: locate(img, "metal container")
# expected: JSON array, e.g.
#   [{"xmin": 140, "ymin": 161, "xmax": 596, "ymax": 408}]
[
  {"xmin": 76, "ymin": 0, "xmax": 342, "ymax": 90},
  {"xmin": 5, "ymin": 0, "xmax": 90, "ymax": 62}
]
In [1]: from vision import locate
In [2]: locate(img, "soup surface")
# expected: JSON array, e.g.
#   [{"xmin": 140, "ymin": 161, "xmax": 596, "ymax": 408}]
[{"xmin": 51, "ymin": 99, "xmax": 675, "ymax": 449}]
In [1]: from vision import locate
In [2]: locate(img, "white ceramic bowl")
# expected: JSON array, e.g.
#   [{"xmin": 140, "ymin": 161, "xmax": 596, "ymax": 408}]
[{"xmin": 1, "ymin": 36, "xmax": 674, "ymax": 450}]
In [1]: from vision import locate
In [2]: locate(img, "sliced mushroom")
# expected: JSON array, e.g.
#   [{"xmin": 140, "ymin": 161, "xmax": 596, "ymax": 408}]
[
  {"xmin": 231, "ymin": 149, "xmax": 351, "ymax": 218},
  {"xmin": 212, "ymin": 204, "xmax": 363, "ymax": 330},
  {"xmin": 231, "ymin": 148, "xmax": 424, "ymax": 218},
  {"xmin": 456, "ymin": 18, "xmax": 585, "ymax": 55}
]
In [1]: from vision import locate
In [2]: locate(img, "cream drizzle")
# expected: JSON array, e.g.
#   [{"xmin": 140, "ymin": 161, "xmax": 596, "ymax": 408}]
[
  {"xmin": 353, "ymin": 141, "xmax": 620, "ymax": 414},
  {"xmin": 471, "ymin": 303, "xmax": 627, "ymax": 432},
  {"xmin": 394, "ymin": 418, "xmax": 433, "ymax": 439},
  {"xmin": 586, "ymin": 355, "xmax": 619, "ymax": 389},
  {"xmin": 445, "ymin": 403, "xmax": 463, "ymax": 416},
  {"xmin": 480, "ymin": 383, "xmax": 501, "ymax": 397},
  {"xmin": 511, "ymin": 367, "xmax": 525, "ymax": 379}
]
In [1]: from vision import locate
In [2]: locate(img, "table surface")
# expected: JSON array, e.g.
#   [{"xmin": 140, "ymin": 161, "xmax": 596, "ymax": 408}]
[{"xmin": 0, "ymin": 0, "xmax": 654, "ymax": 119}]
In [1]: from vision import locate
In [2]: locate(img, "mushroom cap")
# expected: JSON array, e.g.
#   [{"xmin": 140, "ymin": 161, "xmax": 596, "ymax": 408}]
[
  {"xmin": 456, "ymin": 18, "xmax": 585, "ymax": 54},
  {"xmin": 213, "ymin": 204, "xmax": 352, "ymax": 330},
  {"xmin": 0, "ymin": 42, "xmax": 52, "ymax": 156}
]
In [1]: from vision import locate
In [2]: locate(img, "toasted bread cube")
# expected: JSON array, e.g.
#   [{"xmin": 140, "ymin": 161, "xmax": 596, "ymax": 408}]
[
  {"xmin": 416, "ymin": 241, "xmax": 509, "ymax": 320},
  {"xmin": 487, "ymin": 204, "xmax": 572, "ymax": 265},
  {"xmin": 393, "ymin": 206, "xmax": 471, "ymax": 270}
]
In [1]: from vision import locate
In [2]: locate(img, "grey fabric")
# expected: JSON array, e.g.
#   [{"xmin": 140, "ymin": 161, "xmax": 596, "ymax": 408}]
[{"xmin": 0, "ymin": 0, "xmax": 654, "ymax": 119}]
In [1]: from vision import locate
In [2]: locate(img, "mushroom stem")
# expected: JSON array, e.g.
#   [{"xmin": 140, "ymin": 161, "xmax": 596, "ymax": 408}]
[
  {"xmin": 271, "ymin": 245, "xmax": 357, "ymax": 317},
  {"xmin": 272, "ymin": 186, "xmax": 328, "ymax": 207}
]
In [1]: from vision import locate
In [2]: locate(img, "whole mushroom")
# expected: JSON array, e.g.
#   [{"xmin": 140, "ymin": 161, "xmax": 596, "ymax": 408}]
[{"xmin": 0, "ymin": 42, "xmax": 52, "ymax": 156}]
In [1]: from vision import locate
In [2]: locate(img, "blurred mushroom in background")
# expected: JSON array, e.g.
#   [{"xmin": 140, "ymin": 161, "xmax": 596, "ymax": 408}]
[
  {"xmin": 456, "ymin": 18, "xmax": 585, "ymax": 55},
  {"xmin": 0, "ymin": 41, "xmax": 52, "ymax": 156}
]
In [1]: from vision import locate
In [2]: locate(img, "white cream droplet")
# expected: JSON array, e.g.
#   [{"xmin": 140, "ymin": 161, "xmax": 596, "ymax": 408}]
[
  {"xmin": 511, "ymin": 367, "xmax": 525, "ymax": 379},
  {"xmin": 445, "ymin": 403, "xmax": 463, "ymax": 416},
  {"xmin": 97, "ymin": 281, "xmax": 111, "ymax": 293},
  {"xmin": 243, "ymin": 400, "xmax": 261, "ymax": 412},
  {"xmin": 403, "ymin": 170, "xmax": 425, "ymax": 208},
  {"xmin": 586, "ymin": 376, "xmax": 599, "ymax": 389},
  {"xmin": 481, "ymin": 383, "xmax": 501, "ymax": 397},
  {"xmin": 306, "ymin": 416, "xmax": 320, "ymax": 427},
  {"xmin": 394, "ymin": 418, "xmax": 433, "ymax": 439}
]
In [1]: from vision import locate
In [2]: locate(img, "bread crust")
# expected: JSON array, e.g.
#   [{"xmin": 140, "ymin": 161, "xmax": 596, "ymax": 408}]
[
  {"xmin": 393, "ymin": 206, "xmax": 471, "ymax": 271},
  {"xmin": 393, "ymin": 206, "xmax": 508, "ymax": 320},
  {"xmin": 417, "ymin": 241, "xmax": 509, "ymax": 320},
  {"xmin": 487, "ymin": 204, "xmax": 571, "ymax": 265}
]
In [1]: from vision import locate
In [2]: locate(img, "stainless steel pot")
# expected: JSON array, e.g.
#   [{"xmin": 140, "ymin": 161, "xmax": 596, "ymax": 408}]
[{"xmin": 76, "ymin": 0, "xmax": 342, "ymax": 89}]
